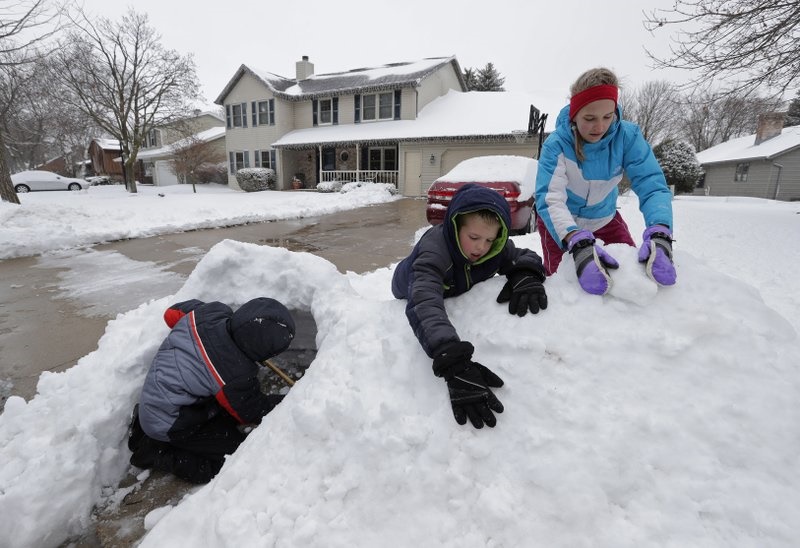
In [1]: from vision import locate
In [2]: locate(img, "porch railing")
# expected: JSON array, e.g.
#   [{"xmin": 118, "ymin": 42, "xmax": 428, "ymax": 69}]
[{"xmin": 319, "ymin": 170, "xmax": 398, "ymax": 185}]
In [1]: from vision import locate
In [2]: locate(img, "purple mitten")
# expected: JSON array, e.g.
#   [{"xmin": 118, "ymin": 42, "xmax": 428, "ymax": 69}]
[
  {"xmin": 638, "ymin": 225, "xmax": 676, "ymax": 286},
  {"xmin": 567, "ymin": 230, "xmax": 619, "ymax": 295}
]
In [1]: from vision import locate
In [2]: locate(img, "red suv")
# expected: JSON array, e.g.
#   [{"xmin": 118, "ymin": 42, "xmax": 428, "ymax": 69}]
[{"xmin": 426, "ymin": 155, "xmax": 537, "ymax": 235}]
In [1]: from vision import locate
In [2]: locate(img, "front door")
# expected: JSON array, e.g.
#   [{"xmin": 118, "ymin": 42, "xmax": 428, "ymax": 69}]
[
  {"xmin": 403, "ymin": 151, "xmax": 422, "ymax": 196},
  {"xmin": 322, "ymin": 147, "xmax": 336, "ymax": 172}
]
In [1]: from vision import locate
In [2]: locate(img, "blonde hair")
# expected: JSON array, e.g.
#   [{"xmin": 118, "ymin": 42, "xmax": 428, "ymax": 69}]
[
  {"xmin": 570, "ymin": 67, "xmax": 620, "ymax": 161},
  {"xmin": 570, "ymin": 67, "xmax": 619, "ymax": 96}
]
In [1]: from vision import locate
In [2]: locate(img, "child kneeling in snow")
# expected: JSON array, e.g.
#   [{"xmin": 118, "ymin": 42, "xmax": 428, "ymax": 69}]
[
  {"xmin": 392, "ymin": 183, "xmax": 548, "ymax": 430},
  {"xmin": 127, "ymin": 297, "xmax": 295, "ymax": 484}
]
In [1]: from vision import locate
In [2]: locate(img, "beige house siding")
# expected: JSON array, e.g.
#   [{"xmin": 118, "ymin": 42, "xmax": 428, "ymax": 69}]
[
  {"xmin": 416, "ymin": 66, "xmax": 462, "ymax": 112},
  {"xmin": 158, "ymin": 113, "xmax": 224, "ymax": 145},
  {"xmin": 397, "ymin": 142, "xmax": 538, "ymax": 197},
  {"xmin": 400, "ymin": 88, "xmax": 418, "ymax": 119},
  {"xmin": 222, "ymin": 73, "xmax": 283, "ymax": 188},
  {"xmin": 702, "ymin": 148, "xmax": 800, "ymax": 201}
]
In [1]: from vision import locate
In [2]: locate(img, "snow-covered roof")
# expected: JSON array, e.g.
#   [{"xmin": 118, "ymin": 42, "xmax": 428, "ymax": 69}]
[
  {"xmin": 91, "ymin": 138, "xmax": 121, "ymax": 151},
  {"xmin": 695, "ymin": 125, "xmax": 800, "ymax": 165},
  {"xmin": 215, "ymin": 57, "xmax": 464, "ymax": 104},
  {"xmin": 136, "ymin": 126, "xmax": 226, "ymax": 161},
  {"xmin": 272, "ymin": 89, "xmax": 558, "ymax": 149}
]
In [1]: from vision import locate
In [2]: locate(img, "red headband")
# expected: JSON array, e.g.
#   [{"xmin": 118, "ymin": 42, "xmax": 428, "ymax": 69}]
[{"xmin": 569, "ymin": 84, "xmax": 618, "ymax": 120}]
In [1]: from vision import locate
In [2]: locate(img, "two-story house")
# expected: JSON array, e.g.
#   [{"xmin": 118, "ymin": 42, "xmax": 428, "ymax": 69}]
[
  {"xmin": 215, "ymin": 55, "xmax": 553, "ymax": 196},
  {"xmin": 136, "ymin": 110, "xmax": 226, "ymax": 186}
]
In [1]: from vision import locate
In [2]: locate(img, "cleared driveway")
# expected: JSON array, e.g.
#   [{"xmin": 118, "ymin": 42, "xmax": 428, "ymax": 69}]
[{"xmin": 0, "ymin": 198, "xmax": 427, "ymax": 405}]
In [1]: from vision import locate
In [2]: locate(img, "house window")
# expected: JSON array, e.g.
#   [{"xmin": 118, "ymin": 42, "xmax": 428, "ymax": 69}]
[
  {"xmin": 144, "ymin": 129, "xmax": 158, "ymax": 148},
  {"xmin": 318, "ymin": 98, "xmax": 333, "ymax": 125},
  {"xmin": 255, "ymin": 149, "xmax": 277, "ymax": 170},
  {"xmin": 368, "ymin": 147, "xmax": 397, "ymax": 170},
  {"xmin": 312, "ymin": 98, "xmax": 338, "ymax": 126},
  {"xmin": 362, "ymin": 92, "xmax": 395, "ymax": 121},
  {"xmin": 226, "ymin": 103, "xmax": 248, "ymax": 128},
  {"xmin": 252, "ymin": 99, "xmax": 275, "ymax": 126},
  {"xmin": 734, "ymin": 163, "xmax": 749, "ymax": 182},
  {"xmin": 228, "ymin": 151, "xmax": 250, "ymax": 174}
]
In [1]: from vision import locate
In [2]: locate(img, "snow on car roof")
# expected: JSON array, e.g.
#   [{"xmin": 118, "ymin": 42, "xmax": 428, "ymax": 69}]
[{"xmin": 436, "ymin": 155, "xmax": 537, "ymax": 184}]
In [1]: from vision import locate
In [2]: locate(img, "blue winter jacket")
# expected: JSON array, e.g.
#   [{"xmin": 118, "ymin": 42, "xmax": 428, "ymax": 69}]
[
  {"xmin": 392, "ymin": 184, "xmax": 545, "ymax": 358},
  {"xmin": 138, "ymin": 298, "xmax": 294, "ymax": 442},
  {"xmin": 535, "ymin": 104, "xmax": 673, "ymax": 248}
]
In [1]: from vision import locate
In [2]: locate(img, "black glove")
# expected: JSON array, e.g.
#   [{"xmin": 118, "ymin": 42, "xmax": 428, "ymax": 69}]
[
  {"xmin": 432, "ymin": 341, "xmax": 504, "ymax": 429},
  {"xmin": 496, "ymin": 270, "xmax": 548, "ymax": 316},
  {"xmin": 262, "ymin": 394, "xmax": 285, "ymax": 415}
]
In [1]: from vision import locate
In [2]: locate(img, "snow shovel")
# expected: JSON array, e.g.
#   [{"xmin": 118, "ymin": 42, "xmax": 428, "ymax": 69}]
[{"xmin": 262, "ymin": 359, "xmax": 295, "ymax": 387}]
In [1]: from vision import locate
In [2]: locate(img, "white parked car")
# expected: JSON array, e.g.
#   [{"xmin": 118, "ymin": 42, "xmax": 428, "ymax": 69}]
[{"xmin": 11, "ymin": 170, "xmax": 87, "ymax": 193}]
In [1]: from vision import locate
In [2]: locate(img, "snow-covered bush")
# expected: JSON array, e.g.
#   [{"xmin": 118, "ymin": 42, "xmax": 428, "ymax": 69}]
[
  {"xmin": 653, "ymin": 140, "xmax": 704, "ymax": 194},
  {"xmin": 316, "ymin": 180, "xmax": 343, "ymax": 193},
  {"xmin": 236, "ymin": 168, "xmax": 276, "ymax": 192},
  {"xmin": 195, "ymin": 162, "xmax": 227, "ymax": 184},
  {"xmin": 341, "ymin": 181, "xmax": 398, "ymax": 195}
]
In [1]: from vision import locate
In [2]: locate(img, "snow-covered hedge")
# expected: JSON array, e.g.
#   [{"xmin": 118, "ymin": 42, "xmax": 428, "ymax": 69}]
[
  {"xmin": 316, "ymin": 180, "xmax": 343, "ymax": 193},
  {"xmin": 317, "ymin": 181, "xmax": 398, "ymax": 194},
  {"xmin": 236, "ymin": 168, "xmax": 276, "ymax": 192},
  {"xmin": 341, "ymin": 181, "xmax": 398, "ymax": 195}
]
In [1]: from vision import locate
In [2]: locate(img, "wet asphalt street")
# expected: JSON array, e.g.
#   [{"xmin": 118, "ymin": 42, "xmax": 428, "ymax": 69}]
[{"xmin": 0, "ymin": 197, "xmax": 428, "ymax": 405}]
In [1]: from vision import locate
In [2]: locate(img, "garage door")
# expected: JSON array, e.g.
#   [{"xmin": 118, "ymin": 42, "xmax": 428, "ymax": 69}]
[
  {"xmin": 155, "ymin": 160, "xmax": 179, "ymax": 186},
  {"xmin": 441, "ymin": 151, "xmax": 478, "ymax": 176}
]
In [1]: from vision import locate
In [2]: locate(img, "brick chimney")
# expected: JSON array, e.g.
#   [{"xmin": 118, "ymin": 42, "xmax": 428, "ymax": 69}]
[
  {"xmin": 754, "ymin": 112, "xmax": 786, "ymax": 145},
  {"xmin": 296, "ymin": 55, "xmax": 314, "ymax": 81}
]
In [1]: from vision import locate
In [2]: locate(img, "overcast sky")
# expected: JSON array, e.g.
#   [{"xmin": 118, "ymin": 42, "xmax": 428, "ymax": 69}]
[{"xmin": 76, "ymin": 0, "xmax": 692, "ymax": 111}]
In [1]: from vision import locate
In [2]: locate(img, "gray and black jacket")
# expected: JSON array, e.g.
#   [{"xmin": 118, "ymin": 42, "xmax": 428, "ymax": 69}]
[{"xmin": 138, "ymin": 298, "xmax": 294, "ymax": 442}]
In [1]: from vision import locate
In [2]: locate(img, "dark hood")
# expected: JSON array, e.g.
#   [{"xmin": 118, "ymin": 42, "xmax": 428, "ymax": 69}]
[{"xmin": 229, "ymin": 297, "xmax": 295, "ymax": 362}]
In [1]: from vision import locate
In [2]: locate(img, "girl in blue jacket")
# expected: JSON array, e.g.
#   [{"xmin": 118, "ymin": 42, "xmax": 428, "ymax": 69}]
[{"xmin": 535, "ymin": 67, "xmax": 677, "ymax": 295}]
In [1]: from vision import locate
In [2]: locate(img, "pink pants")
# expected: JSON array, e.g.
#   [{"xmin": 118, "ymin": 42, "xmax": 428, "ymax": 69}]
[{"xmin": 537, "ymin": 212, "xmax": 636, "ymax": 276}]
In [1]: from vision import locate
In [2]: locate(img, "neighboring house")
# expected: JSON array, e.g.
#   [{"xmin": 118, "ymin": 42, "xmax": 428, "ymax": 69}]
[
  {"xmin": 87, "ymin": 111, "xmax": 225, "ymax": 186},
  {"xmin": 87, "ymin": 139, "xmax": 129, "ymax": 180},
  {"xmin": 137, "ymin": 112, "xmax": 226, "ymax": 186},
  {"xmin": 695, "ymin": 113, "xmax": 800, "ymax": 201},
  {"xmin": 34, "ymin": 156, "xmax": 69, "ymax": 177},
  {"xmin": 34, "ymin": 145, "xmax": 88, "ymax": 178},
  {"xmin": 214, "ymin": 55, "xmax": 556, "ymax": 196}
]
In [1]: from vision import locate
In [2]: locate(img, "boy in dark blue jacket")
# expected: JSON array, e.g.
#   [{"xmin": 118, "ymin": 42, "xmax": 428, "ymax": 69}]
[
  {"xmin": 392, "ymin": 184, "xmax": 547, "ymax": 430},
  {"xmin": 127, "ymin": 297, "xmax": 295, "ymax": 484}
]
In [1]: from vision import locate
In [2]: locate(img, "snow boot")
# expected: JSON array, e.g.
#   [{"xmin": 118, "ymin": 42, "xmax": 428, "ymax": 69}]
[{"xmin": 127, "ymin": 404, "xmax": 145, "ymax": 452}]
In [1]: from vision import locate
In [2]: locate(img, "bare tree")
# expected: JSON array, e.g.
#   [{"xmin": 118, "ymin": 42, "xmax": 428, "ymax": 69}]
[
  {"xmin": 169, "ymin": 134, "xmax": 225, "ymax": 192},
  {"xmin": 0, "ymin": 0, "xmax": 65, "ymax": 204},
  {"xmin": 644, "ymin": 0, "xmax": 800, "ymax": 96},
  {"xmin": 622, "ymin": 80, "xmax": 680, "ymax": 145},
  {"xmin": 678, "ymin": 90, "xmax": 784, "ymax": 151},
  {"xmin": 0, "ymin": 53, "xmax": 94, "ymax": 176},
  {"xmin": 50, "ymin": 8, "xmax": 200, "ymax": 193}
]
